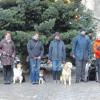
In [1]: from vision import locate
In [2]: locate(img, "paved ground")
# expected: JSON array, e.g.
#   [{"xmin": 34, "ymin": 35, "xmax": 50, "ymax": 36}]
[{"xmin": 0, "ymin": 71, "xmax": 100, "ymax": 100}]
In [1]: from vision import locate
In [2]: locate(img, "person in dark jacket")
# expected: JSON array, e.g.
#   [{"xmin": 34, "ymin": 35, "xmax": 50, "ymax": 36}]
[
  {"xmin": 0, "ymin": 32, "xmax": 16, "ymax": 84},
  {"xmin": 72, "ymin": 29, "xmax": 91, "ymax": 83},
  {"xmin": 49, "ymin": 32, "xmax": 66, "ymax": 82},
  {"xmin": 27, "ymin": 32, "xmax": 44, "ymax": 84}
]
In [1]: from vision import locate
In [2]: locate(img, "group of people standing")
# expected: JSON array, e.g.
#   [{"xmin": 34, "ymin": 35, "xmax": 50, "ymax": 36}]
[
  {"xmin": 0, "ymin": 29, "xmax": 100, "ymax": 85},
  {"xmin": 27, "ymin": 32, "xmax": 66, "ymax": 84}
]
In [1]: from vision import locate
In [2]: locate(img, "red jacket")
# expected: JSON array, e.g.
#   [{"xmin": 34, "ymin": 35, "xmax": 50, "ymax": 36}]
[{"xmin": 93, "ymin": 40, "xmax": 100, "ymax": 58}]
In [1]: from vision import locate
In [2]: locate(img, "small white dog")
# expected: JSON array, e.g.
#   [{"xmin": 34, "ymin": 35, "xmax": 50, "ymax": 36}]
[
  {"xmin": 85, "ymin": 62, "xmax": 91, "ymax": 81},
  {"xmin": 13, "ymin": 63, "xmax": 23, "ymax": 84},
  {"xmin": 39, "ymin": 69, "xmax": 45, "ymax": 84},
  {"xmin": 60, "ymin": 62, "xmax": 72, "ymax": 85}
]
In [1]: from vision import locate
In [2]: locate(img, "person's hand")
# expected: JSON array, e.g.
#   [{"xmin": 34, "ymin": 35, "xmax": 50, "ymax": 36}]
[
  {"xmin": 94, "ymin": 54, "xmax": 96, "ymax": 58},
  {"xmin": 2, "ymin": 51, "xmax": 6, "ymax": 55},
  {"xmin": 62, "ymin": 60, "xmax": 65, "ymax": 64},
  {"xmin": 12, "ymin": 54, "xmax": 15, "ymax": 58},
  {"xmin": 38, "ymin": 56, "xmax": 41, "ymax": 60},
  {"xmin": 72, "ymin": 54, "xmax": 75, "ymax": 58},
  {"xmin": 48, "ymin": 60, "xmax": 51, "ymax": 64},
  {"xmin": 33, "ymin": 56, "xmax": 37, "ymax": 59}
]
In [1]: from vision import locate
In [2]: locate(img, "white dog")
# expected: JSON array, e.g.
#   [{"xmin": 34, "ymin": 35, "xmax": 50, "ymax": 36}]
[
  {"xmin": 13, "ymin": 63, "xmax": 23, "ymax": 84},
  {"xmin": 60, "ymin": 62, "xmax": 72, "ymax": 85}
]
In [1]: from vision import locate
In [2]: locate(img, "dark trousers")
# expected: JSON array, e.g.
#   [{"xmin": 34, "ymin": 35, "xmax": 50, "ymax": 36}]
[
  {"xmin": 75, "ymin": 60, "xmax": 87, "ymax": 82},
  {"xmin": 3, "ymin": 65, "xmax": 12, "ymax": 82},
  {"xmin": 96, "ymin": 59, "xmax": 100, "ymax": 81},
  {"xmin": 52, "ymin": 71, "xmax": 61, "ymax": 80}
]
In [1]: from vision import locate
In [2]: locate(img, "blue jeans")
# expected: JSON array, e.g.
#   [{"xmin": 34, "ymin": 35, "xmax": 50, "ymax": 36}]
[
  {"xmin": 52, "ymin": 60, "xmax": 62, "ymax": 80},
  {"xmin": 52, "ymin": 60, "xmax": 62, "ymax": 71},
  {"xmin": 29, "ymin": 58, "xmax": 40, "ymax": 83}
]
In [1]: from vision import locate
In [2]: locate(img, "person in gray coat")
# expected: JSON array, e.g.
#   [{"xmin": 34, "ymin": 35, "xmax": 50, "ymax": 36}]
[
  {"xmin": 27, "ymin": 32, "xmax": 44, "ymax": 84},
  {"xmin": 49, "ymin": 32, "xmax": 66, "ymax": 82}
]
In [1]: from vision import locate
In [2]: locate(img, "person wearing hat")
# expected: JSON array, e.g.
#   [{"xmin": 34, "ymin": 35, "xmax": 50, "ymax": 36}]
[
  {"xmin": 72, "ymin": 29, "xmax": 91, "ymax": 83},
  {"xmin": 48, "ymin": 32, "xmax": 66, "ymax": 82},
  {"xmin": 93, "ymin": 33, "xmax": 100, "ymax": 82}
]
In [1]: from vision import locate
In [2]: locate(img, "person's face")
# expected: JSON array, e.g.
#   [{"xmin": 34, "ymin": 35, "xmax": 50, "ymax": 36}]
[
  {"xmin": 33, "ymin": 34, "xmax": 39, "ymax": 40},
  {"xmin": 89, "ymin": 32, "xmax": 93, "ymax": 36},
  {"xmin": 81, "ymin": 31, "xmax": 86, "ymax": 35},
  {"xmin": 55, "ymin": 35, "xmax": 60, "ymax": 40},
  {"xmin": 5, "ymin": 33, "xmax": 11, "ymax": 41}
]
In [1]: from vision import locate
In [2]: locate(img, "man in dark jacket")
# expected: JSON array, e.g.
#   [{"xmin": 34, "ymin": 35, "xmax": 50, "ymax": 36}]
[
  {"xmin": 49, "ymin": 32, "xmax": 66, "ymax": 82},
  {"xmin": 27, "ymin": 32, "xmax": 44, "ymax": 84},
  {"xmin": 72, "ymin": 29, "xmax": 91, "ymax": 83}
]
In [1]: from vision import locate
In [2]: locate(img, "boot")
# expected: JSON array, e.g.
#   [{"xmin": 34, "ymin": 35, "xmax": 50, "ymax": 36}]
[
  {"xmin": 52, "ymin": 71, "xmax": 57, "ymax": 80},
  {"xmin": 57, "ymin": 71, "xmax": 61, "ymax": 82}
]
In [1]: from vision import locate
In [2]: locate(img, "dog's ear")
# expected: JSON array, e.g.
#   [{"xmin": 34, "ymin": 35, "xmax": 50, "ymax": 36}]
[
  {"xmin": 67, "ymin": 62, "xmax": 73, "ymax": 69},
  {"xmin": 69, "ymin": 64, "xmax": 73, "ymax": 69}
]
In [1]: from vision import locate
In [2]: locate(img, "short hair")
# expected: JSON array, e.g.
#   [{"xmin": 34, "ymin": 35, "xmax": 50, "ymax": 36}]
[
  {"xmin": 54, "ymin": 32, "xmax": 60, "ymax": 38},
  {"xmin": 80, "ymin": 28, "xmax": 86, "ymax": 32},
  {"xmin": 34, "ymin": 32, "xmax": 40, "ymax": 36},
  {"xmin": 89, "ymin": 30, "xmax": 93, "ymax": 33},
  {"xmin": 4, "ymin": 31, "xmax": 12, "ymax": 37}
]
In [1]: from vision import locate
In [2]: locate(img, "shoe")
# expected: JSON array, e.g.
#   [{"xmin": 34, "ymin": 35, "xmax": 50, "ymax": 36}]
[
  {"xmin": 81, "ymin": 79, "xmax": 88, "ymax": 82},
  {"xmin": 32, "ymin": 82, "xmax": 39, "ymax": 85},
  {"xmin": 96, "ymin": 80, "xmax": 100, "ymax": 83},
  {"xmin": 4, "ymin": 81, "xmax": 11, "ymax": 85}
]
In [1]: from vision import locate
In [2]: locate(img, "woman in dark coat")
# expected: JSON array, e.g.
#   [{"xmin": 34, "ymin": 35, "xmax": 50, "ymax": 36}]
[{"xmin": 0, "ymin": 32, "xmax": 16, "ymax": 84}]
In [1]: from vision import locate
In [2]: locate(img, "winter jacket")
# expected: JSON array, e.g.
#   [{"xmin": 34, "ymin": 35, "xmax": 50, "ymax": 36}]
[
  {"xmin": 27, "ymin": 39, "xmax": 44, "ymax": 59},
  {"xmin": 93, "ymin": 40, "xmax": 100, "ymax": 59},
  {"xmin": 0, "ymin": 39, "xmax": 16, "ymax": 66},
  {"xmin": 72, "ymin": 34, "xmax": 91, "ymax": 61},
  {"xmin": 49, "ymin": 39, "xmax": 66, "ymax": 61}
]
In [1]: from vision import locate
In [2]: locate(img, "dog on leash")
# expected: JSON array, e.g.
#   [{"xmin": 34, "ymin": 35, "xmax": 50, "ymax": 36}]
[
  {"xmin": 60, "ymin": 62, "xmax": 73, "ymax": 85},
  {"xmin": 13, "ymin": 63, "xmax": 23, "ymax": 84},
  {"xmin": 85, "ymin": 62, "xmax": 91, "ymax": 81},
  {"xmin": 39, "ymin": 69, "xmax": 45, "ymax": 84}
]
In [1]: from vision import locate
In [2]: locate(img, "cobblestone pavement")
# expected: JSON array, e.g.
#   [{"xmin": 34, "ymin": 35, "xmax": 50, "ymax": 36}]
[{"xmin": 0, "ymin": 72, "xmax": 100, "ymax": 100}]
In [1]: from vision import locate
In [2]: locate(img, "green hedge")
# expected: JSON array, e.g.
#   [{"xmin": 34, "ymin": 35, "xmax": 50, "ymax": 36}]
[{"xmin": 0, "ymin": 30, "xmax": 78, "ymax": 58}]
